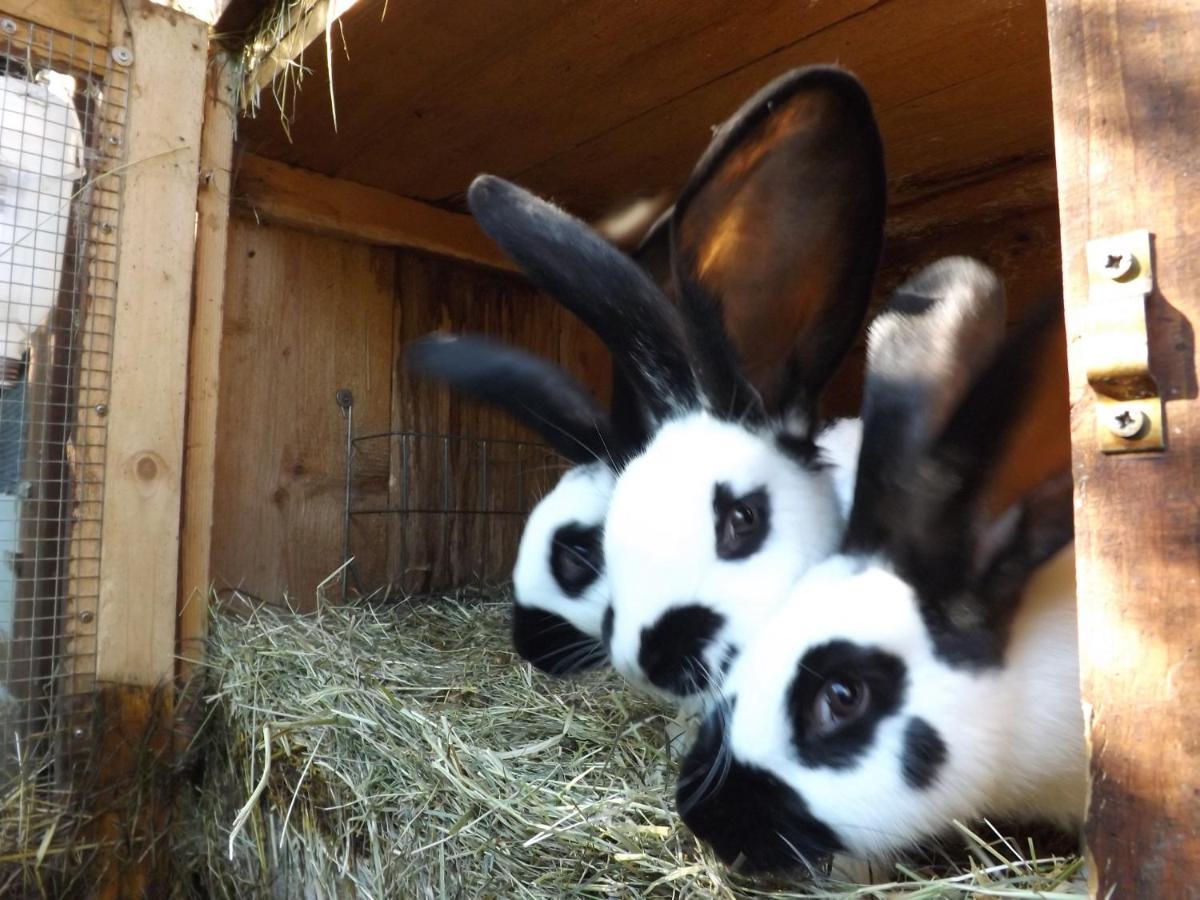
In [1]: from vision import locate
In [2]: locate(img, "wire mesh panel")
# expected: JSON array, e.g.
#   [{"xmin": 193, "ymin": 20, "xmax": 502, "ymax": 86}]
[
  {"xmin": 0, "ymin": 16, "xmax": 126, "ymax": 772},
  {"xmin": 343, "ymin": 418, "xmax": 564, "ymax": 597}
]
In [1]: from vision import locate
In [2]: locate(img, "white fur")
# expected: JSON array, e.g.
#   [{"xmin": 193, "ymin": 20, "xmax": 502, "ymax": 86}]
[
  {"xmin": 603, "ymin": 413, "xmax": 862, "ymax": 705},
  {"xmin": 722, "ymin": 546, "xmax": 1084, "ymax": 860},
  {"xmin": 512, "ymin": 463, "xmax": 616, "ymax": 638}
]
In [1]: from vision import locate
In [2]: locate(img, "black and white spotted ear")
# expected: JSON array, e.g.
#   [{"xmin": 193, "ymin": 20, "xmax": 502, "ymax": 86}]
[
  {"xmin": 671, "ymin": 66, "xmax": 887, "ymax": 423},
  {"xmin": 844, "ymin": 257, "xmax": 1008, "ymax": 553},
  {"xmin": 467, "ymin": 175, "xmax": 699, "ymax": 425},
  {"xmin": 886, "ymin": 295, "xmax": 1065, "ymax": 603},
  {"xmin": 406, "ymin": 333, "xmax": 624, "ymax": 467}
]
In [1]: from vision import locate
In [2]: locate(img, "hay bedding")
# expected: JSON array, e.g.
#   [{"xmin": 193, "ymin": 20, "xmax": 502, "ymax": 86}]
[{"xmin": 176, "ymin": 588, "xmax": 1086, "ymax": 900}]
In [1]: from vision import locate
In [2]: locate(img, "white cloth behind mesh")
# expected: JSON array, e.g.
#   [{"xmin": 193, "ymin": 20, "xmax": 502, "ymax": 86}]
[{"xmin": 0, "ymin": 74, "xmax": 84, "ymax": 362}]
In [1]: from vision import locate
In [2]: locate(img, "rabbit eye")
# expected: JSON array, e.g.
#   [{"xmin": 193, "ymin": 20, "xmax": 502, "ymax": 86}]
[
  {"xmin": 549, "ymin": 523, "xmax": 603, "ymax": 597},
  {"xmin": 713, "ymin": 484, "xmax": 771, "ymax": 560},
  {"xmin": 814, "ymin": 678, "xmax": 870, "ymax": 735}
]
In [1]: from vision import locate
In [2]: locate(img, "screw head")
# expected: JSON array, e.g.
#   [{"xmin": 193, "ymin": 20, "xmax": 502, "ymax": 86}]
[
  {"xmin": 111, "ymin": 46, "xmax": 133, "ymax": 66},
  {"xmin": 79, "ymin": 610, "xmax": 94, "ymax": 624},
  {"xmin": 1, "ymin": 19, "xmax": 17, "ymax": 35},
  {"xmin": 1103, "ymin": 250, "xmax": 1136, "ymax": 281},
  {"xmin": 94, "ymin": 403, "xmax": 108, "ymax": 417},
  {"xmin": 1107, "ymin": 406, "xmax": 1148, "ymax": 439},
  {"xmin": 335, "ymin": 388, "xmax": 354, "ymax": 410}
]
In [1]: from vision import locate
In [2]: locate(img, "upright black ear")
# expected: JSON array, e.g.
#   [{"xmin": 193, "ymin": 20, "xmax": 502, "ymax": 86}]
[
  {"xmin": 670, "ymin": 66, "xmax": 886, "ymax": 422},
  {"xmin": 406, "ymin": 334, "xmax": 623, "ymax": 467},
  {"xmin": 887, "ymin": 296, "xmax": 1066, "ymax": 602},
  {"xmin": 975, "ymin": 470, "xmax": 1075, "ymax": 605},
  {"xmin": 468, "ymin": 175, "xmax": 699, "ymax": 425},
  {"xmin": 605, "ymin": 206, "xmax": 676, "ymax": 458},
  {"xmin": 844, "ymin": 258, "xmax": 1008, "ymax": 553}
]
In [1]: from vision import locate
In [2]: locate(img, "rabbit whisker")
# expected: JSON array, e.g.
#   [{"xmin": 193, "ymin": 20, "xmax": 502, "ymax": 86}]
[{"xmin": 777, "ymin": 831, "xmax": 825, "ymax": 881}]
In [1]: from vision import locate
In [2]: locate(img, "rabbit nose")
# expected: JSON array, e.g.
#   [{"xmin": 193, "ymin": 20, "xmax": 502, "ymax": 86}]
[{"xmin": 637, "ymin": 605, "xmax": 725, "ymax": 696}]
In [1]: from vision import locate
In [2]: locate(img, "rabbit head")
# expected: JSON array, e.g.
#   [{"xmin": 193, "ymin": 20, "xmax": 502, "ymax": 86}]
[
  {"xmin": 465, "ymin": 67, "xmax": 890, "ymax": 706},
  {"xmin": 406, "ymin": 332, "xmax": 649, "ymax": 674},
  {"xmin": 677, "ymin": 287, "xmax": 1083, "ymax": 873}
]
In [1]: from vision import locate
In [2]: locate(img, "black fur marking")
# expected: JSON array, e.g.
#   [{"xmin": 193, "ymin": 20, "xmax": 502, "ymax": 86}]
[
  {"xmin": 712, "ymin": 483, "xmax": 771, "ymax": 561},
  {"xmin": 719, "ymin": 644, "xmax": 740, "ymax": 678},
  {"xmin": 679, "ymin": 715, "xmax": 843, "ymax": 872},
  {"xmin": 787, "ymin": 640, "xmax": 907, "ymax": 769},
  {"xmin": 468, "ymin": 175, "xmax": 698, "ymax": 423},
  {"xmin": 638, "ymin": 605, "xmax": 725, "ymax": 696},
  {"xmin": 406, "ymin": 334, "xmax": 620, "ymax": 466},
  {"xmin": 549, "ymin": 523, "xmax": 604, "ymax": 598},
  {"xmin": 901, "ymin": 717, "xmax": 948, "ymax": 790},
  {"xmin": 511, "ymin": 605, "xmax": 606, "ymax": 676},
  {"xmin": 775, "ymin": 431, "xmax": 825, "ymax": 469},
  {"xmin": 601, "ymin": 605, "xmax": 614, "ymax": 649},
  {"xmin": 607, "ymin": 366, "xmax": 651, "ymax": 468}
]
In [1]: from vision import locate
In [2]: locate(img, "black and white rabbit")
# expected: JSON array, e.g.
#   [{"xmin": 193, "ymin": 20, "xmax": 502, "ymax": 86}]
[
  {"xmin": 676, "ymin": 272, "xmax": 1081, "ymax": 872},
  {"xmin": 409, "ymin": 66, "xmax": 883, "ymax": 684},
  {"xmin": 408, "ymin": 332, "xmax": 648, "ymax": 675},
  {"xmin": 460, "ymin": 66, "xmax": 887, "ymax": 707}
]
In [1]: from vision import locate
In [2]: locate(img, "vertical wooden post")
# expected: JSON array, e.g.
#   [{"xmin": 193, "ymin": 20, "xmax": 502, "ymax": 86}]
[
  {"xmin": 178, "ymin": 53, "xmax": 237, "ymax": 684},
  {"xmin": 1046, "ymin": 1, "xmax": 1200, "ymax": 895},
  {"xmin": 91, "ymin": 0, "xmax": 210, "ymax": 894},
  {"xmin": 98, "ymin": 0, "xmax": 208, "ymax": 689}
]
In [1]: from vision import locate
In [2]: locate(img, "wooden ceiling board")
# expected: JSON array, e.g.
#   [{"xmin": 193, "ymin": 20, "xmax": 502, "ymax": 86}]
[{"xmin": 239, "ymin": 0, "xmax": 1054, "ymax": 220}]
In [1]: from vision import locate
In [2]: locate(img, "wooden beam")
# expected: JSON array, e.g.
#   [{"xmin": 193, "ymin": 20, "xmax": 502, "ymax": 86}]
[
  {"xmin": 239, "ymin": 0, "xmax": 364, "ymax": 110},
  {"xmin": 178, "ymin": 54, "xmax": 238, "ymax": 686},
  {"xmin": 8, "ymin": 0, "xmax": 110, "ymax": 45},
  {"xmin": 1046, "ymin": 0, "xmax": 1200, "ymax": 895},
  {"xmin": 234, "ymin": 153, "xmax": 517, "ymax": 272},
  {"xmin": 89, "ymin": 2, "xmax": 210, "ymax": 893},
  {"xmin": 97, "ymin": 0, "xmax": 208, "ymax": 688}
]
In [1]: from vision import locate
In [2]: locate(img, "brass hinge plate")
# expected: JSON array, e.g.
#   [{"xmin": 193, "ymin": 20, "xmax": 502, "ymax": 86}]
[{"xmin": 1084, "ymin": 230, "xmax": 1163, "ymax": 454}]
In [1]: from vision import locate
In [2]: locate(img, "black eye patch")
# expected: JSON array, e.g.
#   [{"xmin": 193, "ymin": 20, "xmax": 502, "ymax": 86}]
[
  {"xmin": 786, "ymin": 640, "xmax": 907, "ymax": 769},
  {"xmin": 549, "ymin": 522, "xmax": 603, "ymax": 597},
  {"xmin": 712, "ymin": 483, "xmax": 771, "ymax": 560}
]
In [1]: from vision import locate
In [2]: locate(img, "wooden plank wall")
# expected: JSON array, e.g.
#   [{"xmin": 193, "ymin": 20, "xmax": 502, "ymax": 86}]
[
  {"xmin": 211, "ymin": 222, "xmax": 609, "ymax": 605},
  {"xmin": 211, "ymin": 217, "xmax": 394, "ymax": 606},
  {"xmin": 1047, "ymin": 0, "xmax": 1200, "ymax": 893},
  {"xmin": 389, "ymin": 252, "xmax": 609, "ymax": 595}
]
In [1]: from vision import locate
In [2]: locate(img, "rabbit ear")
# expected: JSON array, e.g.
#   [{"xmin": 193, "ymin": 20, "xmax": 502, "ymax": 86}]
[
  {"xmin": 406, "ymin": 333, "xmax": 624, "ymax": 467},
  {"xmin": 468, "ymin": 175, "xmax": 699, "ymax": 425},
  {"xmin": 603, "ymin": 208, "xmax": 675, "ymax": 457},
  {"xmin": 671, "ymin": 66, "xmax": 886, "ymax": 421},
  {"xmin": 607, "ymin": 367, "xmax": 650, "ymax": 466},
  {"xmin": 844, "ymin": 257, "xmax": 1008, "ymax": 553},
  {"xmin": 974, "ymin": 470, "xmax": 1075, "ymax": 610},
  {"xmin": 883, "ymin": 296, "xmax": 1065, "ymax": 604},
  {"xmin": 632, "ymin": 204, "xmax": 674, "ymax": 291}
]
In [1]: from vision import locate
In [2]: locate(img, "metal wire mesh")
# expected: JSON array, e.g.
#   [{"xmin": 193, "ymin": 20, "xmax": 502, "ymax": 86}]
[
  {"xmin": 0, "ymin": 16, "xmax": 126, "ymax": 771},
  {"xmin": 339, "ymin": 393, "xmax": 565, "ymax": 596}
]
